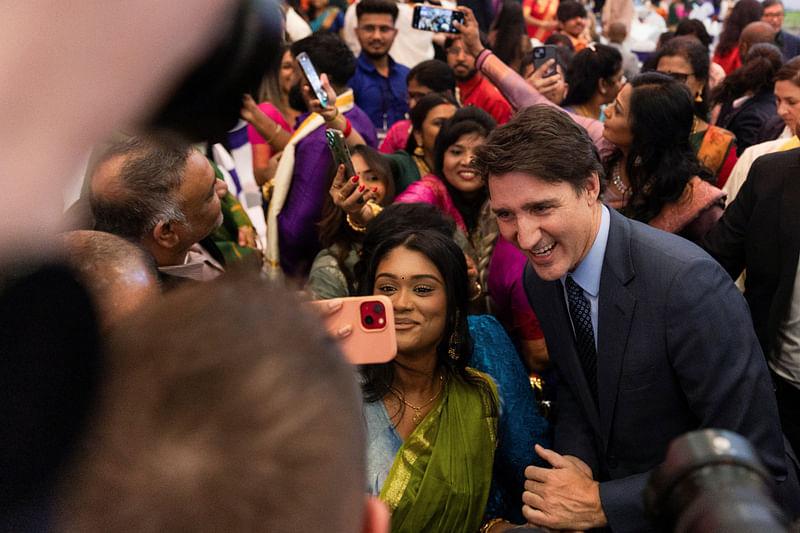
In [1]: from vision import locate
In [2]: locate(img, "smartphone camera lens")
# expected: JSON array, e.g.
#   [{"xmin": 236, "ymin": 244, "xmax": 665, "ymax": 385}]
[
  {"xmin": 373, "ymin": 303, "xmax": 384, "ymax": 314},
  {"xmin": 365, "ymin": 315, "xmax": 374, "ymax": 325}
]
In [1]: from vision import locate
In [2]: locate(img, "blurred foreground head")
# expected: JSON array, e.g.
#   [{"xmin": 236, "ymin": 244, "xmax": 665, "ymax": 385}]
[
  {"xmin": 61, "ymin": 230, "xmax": 159, "ymax": 330},
  {"xmin": 59, "ymin": 274, "xmax": 376, "ymax": 532},
  {"xmin": 0, "ymin": 0, "xmax": 282, "ymax": 257}
]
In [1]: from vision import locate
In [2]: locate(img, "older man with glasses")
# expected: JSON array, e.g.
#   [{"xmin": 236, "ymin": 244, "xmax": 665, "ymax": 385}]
[{"xmin": 762, "ymin": 0, "xmax": 800, "ymax": 61}]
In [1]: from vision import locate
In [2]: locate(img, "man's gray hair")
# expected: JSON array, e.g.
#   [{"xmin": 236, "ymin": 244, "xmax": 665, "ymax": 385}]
[{"xmin": 90, "ymin": 135, "xmax": 194, "ymax": 241}]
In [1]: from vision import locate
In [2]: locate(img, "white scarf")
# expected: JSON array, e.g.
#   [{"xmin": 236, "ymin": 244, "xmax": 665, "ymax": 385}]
[{"xmin": 264, "ymin": 90, "xmax": 355, "ymax": 278}]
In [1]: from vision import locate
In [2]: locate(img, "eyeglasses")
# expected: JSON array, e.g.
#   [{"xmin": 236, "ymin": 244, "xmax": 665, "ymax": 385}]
[
  {"xmin": 658, "ymin": 71, "xmax": 693, "ymax": 83},
  {"xmin": 358, "ymin": 24, "xmax": 395, "ymax": 34}
]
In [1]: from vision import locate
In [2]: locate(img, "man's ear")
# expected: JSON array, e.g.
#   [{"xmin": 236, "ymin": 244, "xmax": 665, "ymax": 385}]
[
  {"xmin": 152, "ymin": 220, "xmax": 180, "ymax": 249},
  {"xmin": 585, "ymin": 171, "xmax": 601, "ymax": 203},
  {"xmin": 362, "ymin": 496, "xmax": 390, "ymax": 533}
]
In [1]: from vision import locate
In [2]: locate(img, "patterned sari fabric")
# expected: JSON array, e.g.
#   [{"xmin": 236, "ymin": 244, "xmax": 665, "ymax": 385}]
[
  {"xmin": 379, "ymin": 369, "xmax": 498, "ymax": 533},
  {"xmin": 689, "ymin": 124, "xmax": 738, "ymax": 188}
]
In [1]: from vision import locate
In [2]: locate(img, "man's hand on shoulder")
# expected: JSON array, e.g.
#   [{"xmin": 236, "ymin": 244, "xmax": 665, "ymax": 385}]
[{"xmin": 522, "ymin": 445, "xmax": 608, "ymax": 531}]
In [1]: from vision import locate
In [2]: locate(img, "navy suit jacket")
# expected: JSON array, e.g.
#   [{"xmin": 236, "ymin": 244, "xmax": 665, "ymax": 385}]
[
  {"xmin": 524, "ymin": 208, "xmax": 795, "ymax": 532},
  {"xmin": 780, "ymin": 29, "xmax": 800, "ymax": 61}
]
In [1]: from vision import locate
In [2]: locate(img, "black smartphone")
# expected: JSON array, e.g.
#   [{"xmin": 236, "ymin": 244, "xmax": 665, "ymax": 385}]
[
  {"xmin": 326, "ymin": 129, "xmax": 356, "ymax": 180},
  {"xmin": 533, "ymin": 45, "xmax": 558, "ymax": 78},
  {"xmin": 296, "ymin": 51, "xmax": 329, "ymax": 108},
  {"xmin": 411, "ymin": 4, "xmax": 464, "ymax": 33}
]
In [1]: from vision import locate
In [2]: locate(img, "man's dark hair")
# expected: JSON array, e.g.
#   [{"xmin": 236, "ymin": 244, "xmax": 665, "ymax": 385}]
[
  {"xmin": 556, "ymin": 1, "xmax": 587, "ymax": 23},
  {"xmin": 762, "ymin": 0, "xmax": 783, "ymax": 11},
  {"xmin": 291, "ymin": 33, "xmax": 356, "ymax": 88},
  {"xmin": 90, "ymin": 136, "xmax": 193, "ymax": 241},
  {"xmin": 473, "ymin": 105, "xmax": 604, "ymax": 195},
  {"xmin": 444, "ymin": 32, "xmax": 490, "ymax": 52},
  {"xmin": 356, "ymin": 0, "xmax": 399, "ymax": 22},
  {"xmin": 407, "ymin": 59, "xmax": 456, "ymax": 94}
]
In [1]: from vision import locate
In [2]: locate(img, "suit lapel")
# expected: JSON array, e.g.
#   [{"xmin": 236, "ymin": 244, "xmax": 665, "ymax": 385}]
[
  {"xmin": 524, "ymin": 264, "xmax": 601, "ymax": 436},
  {"xmin": 597, "ymin": 209, "xmax": 636, "ymax": 449}
]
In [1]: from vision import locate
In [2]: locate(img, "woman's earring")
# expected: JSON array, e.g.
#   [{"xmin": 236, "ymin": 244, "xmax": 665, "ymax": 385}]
[
  {"xmin": 695, "ymin": 91, "xmax": 703, "ymax": 103},
  {"xmin": 413, "ymin": 146, "xmax": 425, "ymax": 157},
  {"xmin": 448, "ymin": 310, "xmax": 461, "ymax": 361},
  {"xmin": 448, "ymin": 330, "xmax": 460, "ymax": 360}
]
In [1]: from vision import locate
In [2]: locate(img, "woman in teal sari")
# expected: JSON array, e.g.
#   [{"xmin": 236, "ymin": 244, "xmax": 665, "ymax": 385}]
[{"xmin": 361, "ymin": 229, "xmax": 499, "ymax": 533}]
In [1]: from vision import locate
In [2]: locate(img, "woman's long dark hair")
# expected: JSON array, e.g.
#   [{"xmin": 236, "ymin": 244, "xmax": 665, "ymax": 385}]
[
  {"xmin": 404, "ymin": 92, "xmax": 459, "ymax": 154},
  {"xmin": 360, "ymin": 230, "xmax": 493, "ymax": 412},
  {"xmin": 613, "ymin": 72, "xmax": 711, "ymax": 223},
  {"xmin": 649, "ymin": 37, "xmax": 711, "ymax": 118},
  {"xmin": 490, "ymin": 0, "xmax": 527, "ymax": 72},
  {"xmin": 317, "ymin": 145, "xmax": 394, "ymax": 293},
  {"xmin": 431, "ymin": 106, "xmax": 496, "ymax": 234},
  {"xmin": 711, "ymin": 43, "xmax": 783, "ymax": 106},
  {"xmin": 715, "ymin": 0, "xmax": 763, "ymax": 57},
  {"xmin": 563, "ymin": 44, "xmax": 622, "ymax": 108}
]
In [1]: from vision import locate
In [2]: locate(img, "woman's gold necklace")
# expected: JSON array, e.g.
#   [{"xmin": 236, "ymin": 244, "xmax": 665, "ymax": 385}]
[{"xmin": 390, "ymin": 374, "xmax": 445, "ymax": 426}]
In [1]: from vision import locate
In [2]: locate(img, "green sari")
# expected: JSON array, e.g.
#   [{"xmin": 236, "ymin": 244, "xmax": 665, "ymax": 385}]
[{"xmin": 379, "ymin": 369, "xmax": 498, "ymax": 533}]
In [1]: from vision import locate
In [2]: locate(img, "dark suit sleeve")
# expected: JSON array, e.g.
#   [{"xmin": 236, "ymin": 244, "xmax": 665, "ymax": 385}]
[
  {"xmin": 702, "ymin": 159, "xmax": 758, "ymax": 279},
  {"xmin": 598, "ymin": 472, "xmax": 652, "ymax": 532},
  {"xmin": 665, "ymin": 256, "xmax": 786, "ymax": 478},
  {"xmin": 597, "ymin": 254, "xmax": 787, "ymax": 533}
]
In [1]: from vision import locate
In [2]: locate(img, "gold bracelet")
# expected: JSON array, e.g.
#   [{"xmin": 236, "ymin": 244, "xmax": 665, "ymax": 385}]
[
  {"xmin": 367, "ymin": 201, "xmax": 383, "ymax": 217},
  {"xmin": 480, "ymin": 517, "xmax": 508, "ymax": 533},
  {"xmin": 346, "ymin": 214, "xmax": 367, "ymax": 232}
]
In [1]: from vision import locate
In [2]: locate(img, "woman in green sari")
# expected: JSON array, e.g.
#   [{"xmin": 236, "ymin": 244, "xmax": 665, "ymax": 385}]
[{"xmin": 361, "ymin": 229, "xmax": 499, "ymax": 533}]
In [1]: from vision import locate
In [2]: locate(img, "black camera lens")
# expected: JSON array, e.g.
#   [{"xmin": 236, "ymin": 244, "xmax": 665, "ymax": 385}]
[
  {"xmin": 373, "ymin": 303, "xmax": 384, "ymax": 314},
  {"xmin": 365, "ymin": 315, "xmax": 374, "ymax": 325}
]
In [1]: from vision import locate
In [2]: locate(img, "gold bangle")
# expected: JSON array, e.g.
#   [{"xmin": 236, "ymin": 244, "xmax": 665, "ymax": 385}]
[
  {"xmin": 480, "ymin": 518, "xmax": 508, "ymax": 533},
  {"xmin": 367, "ymin": 201, "xmax": 383, "ymax": 217},
  {"xmin": 346, "ymin": 214, "xmax": 367, "ymax": 232}
]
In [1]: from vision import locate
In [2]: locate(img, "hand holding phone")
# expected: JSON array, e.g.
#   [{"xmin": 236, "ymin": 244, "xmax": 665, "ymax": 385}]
[
  {"xmin": 297, "ymin": 51, "xmax": 330, "ymax": 108},
  {"xmin": 326, "ymin": 129, "xmax": 356, "ymax": 180},
  {"xmin": 411, "ymin": 4, "xmax": 464, "ymax": 33},
  {"xmin": 533, "ymin": 46, "xmax": 558, "ymax": 78},
  {"xmin": 309, "ymin": 296, "xmax": 397, "ymax": 365}
]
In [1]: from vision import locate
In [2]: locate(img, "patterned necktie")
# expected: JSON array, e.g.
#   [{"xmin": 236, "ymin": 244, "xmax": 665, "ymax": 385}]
[{"xmin": 565, "ymin": 275, "xmax": 598, "ymax": 404}]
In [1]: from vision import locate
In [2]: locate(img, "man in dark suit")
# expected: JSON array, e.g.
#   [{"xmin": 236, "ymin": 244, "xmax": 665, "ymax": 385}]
[
  {"xmin": 703, "ymin": 146, "xmax": 800, "ymax": 468},
  {"xmin": 473, "ymin": 105, "xmax": 799, "ymax": 532},
  {"xmin": 762, "ymin": 0, "xmax": 800, "ymax": 61}
]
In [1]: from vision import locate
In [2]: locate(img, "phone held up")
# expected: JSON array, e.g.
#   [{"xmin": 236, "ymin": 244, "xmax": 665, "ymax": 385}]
[
  {"xmin": 310, "ymin": 295, "xmax": 397, "ymax": 365},
  {"xmin": 533, "ymin": 45, "xmax": 558, "ymax": 78},
  {"xmin": 296, "ymin": 51, "xmax": 329, "ymax": 108},
  {"xmin": 411, "ymin": 4, "xmax": 464, "ymax": 33},
  {"xmin": 326, "ymin": 128, "xmax": 357, "ymax": 180}
]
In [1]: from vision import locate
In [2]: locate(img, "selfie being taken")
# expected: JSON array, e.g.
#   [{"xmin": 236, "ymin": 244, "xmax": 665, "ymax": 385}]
[{"xmin": 6, "ymin": 0, "xmax": 800, "ymax": 532}]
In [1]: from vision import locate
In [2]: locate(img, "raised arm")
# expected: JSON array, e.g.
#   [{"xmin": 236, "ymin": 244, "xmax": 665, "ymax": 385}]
[{"xmin": 454, "ymin": 7, "xmax": 610, "ymax": 152}]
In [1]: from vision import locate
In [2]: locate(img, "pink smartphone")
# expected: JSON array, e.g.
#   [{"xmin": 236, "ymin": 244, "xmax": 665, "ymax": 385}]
[{"xmin": 310, "ymin": 295, "xmax": 397, "ymax": 365}]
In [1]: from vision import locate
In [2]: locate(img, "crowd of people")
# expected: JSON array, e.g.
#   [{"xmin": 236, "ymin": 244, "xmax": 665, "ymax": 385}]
[{"xmin": 6, "ymin": 0, "xmax": 800, "ymax": 531}]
